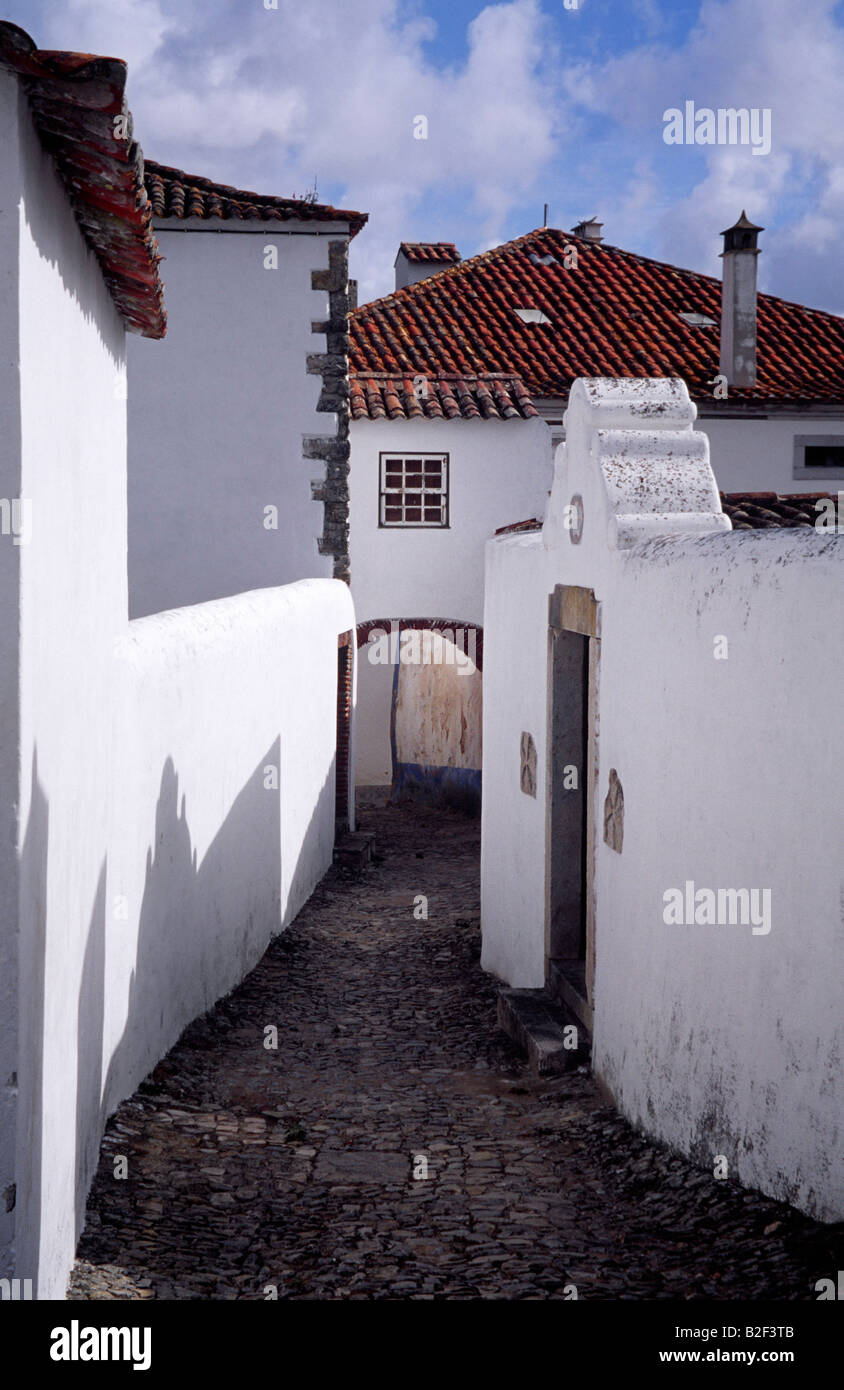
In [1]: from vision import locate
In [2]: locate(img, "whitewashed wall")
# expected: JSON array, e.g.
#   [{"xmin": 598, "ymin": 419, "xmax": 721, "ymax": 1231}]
[
  {"xmin": 481, "ymin": 377, "xmax": 844, "ymax": 1221},
  {"xmin": 350, "ymin": 415, "xmax": 551, "ymax": 782},
  {"xmin": 1, "ymin": 81, "xmax": 355, "ymax": 1297},
  {"xmin": 480, "ymin": 532, "xmax": 549, "ymax": 986},
  {"xmin": 127, "ymin": 222, "xmax": 345, "ymax": 618},
  {"xmin": 10, "ymin": 76, "xmax": 128, "ymax": 1298},
  {"xmin": 105, "ymin": 579, "xmax": 352, "ymax": 1135},
  {"xmin": 0, "ymin": 71, "xmax": 25, "ymax": 1282},
  {"xmin": 350, "ymin": 415, "xmax": 551, "ymax": 623},
  {"xmin": 698, "ymin": 414, "xmax": 844, "ymax": 493},
  {"xmin": 593, "ymin": 528, "xmax": 843, "ymax": 1222}
]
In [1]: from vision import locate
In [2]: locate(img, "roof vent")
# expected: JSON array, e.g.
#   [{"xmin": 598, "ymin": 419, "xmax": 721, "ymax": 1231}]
[
  {"xmin": 571, "ymin": 216, "xmax": 604, "ymax": 243},
  {"xmin": 514, "ymin": 308, "xmax": 551, "ymax": 324},
  {"xmin": 679, "ymin": 310, "xmax": 716, "ymax": 327}
]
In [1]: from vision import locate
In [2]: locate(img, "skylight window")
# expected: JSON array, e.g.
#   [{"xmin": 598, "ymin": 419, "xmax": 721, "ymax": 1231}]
[
  {"xmin": 679, "ymin": 310, "xmax": 717, "ymax": 327},
  {"xmin": 514, "ymin": 308, "xmax": 551, "ymax": 324}
]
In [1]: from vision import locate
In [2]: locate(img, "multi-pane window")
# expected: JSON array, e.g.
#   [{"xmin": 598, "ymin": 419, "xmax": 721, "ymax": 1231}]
[{"xmin": 379, "ymin": 453, "xmax": 449, "ymax": 527}]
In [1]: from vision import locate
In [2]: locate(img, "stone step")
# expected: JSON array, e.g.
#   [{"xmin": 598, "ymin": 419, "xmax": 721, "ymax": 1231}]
[
  {"xmin": 333, "ymin": 830, "xmax": 376, "ymax": 870},
  {"xmin": 497, "ymin": 988, "xmax": 590, "ymax": 1076}
]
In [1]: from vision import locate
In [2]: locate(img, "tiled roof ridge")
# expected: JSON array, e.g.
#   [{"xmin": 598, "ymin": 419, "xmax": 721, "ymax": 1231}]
[
  {"xmin": 350, "ymin": 371, "xmax": 537, "ymax": 421},
  {"xmin": 356, "ymin": 225, "xmax": 844, "ymax": 330},
  {"xmin": 494, "ymin": 495, "xmax": 835, "ymax": 536},
  {"xmin": 351, "ymin": 223, "xmax": 844, "ymax": 403},
  {"xmin": 144, "ymin": 158, "xmax": 368, "ymax": 237},
  {"xmin": 350, "ymin": 369, "xmax": 526, "ymax": 379},
  {"xmin": 0, "ymin": 20, "xmax": 166, "ymax": 338},
  {"xmin": 720, "ymin": 490, "xmax": 836, "ymax": 529},
  {"xmin": 398, "ymin": 241, "xmax": 461, "ymax": 262}
]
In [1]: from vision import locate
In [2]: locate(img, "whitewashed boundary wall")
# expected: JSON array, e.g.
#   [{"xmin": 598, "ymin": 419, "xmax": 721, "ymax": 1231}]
[
  {"xmin": 482, "ymin": 377, "xmax": 844, "ymax": 1221},
  {"xmin": 105, "ymin": 580, "xmax": 353, "ymax": 1145},
  {"xmin": 0, "ymin": 64, "xmax": 356, "ymax": 1298}
]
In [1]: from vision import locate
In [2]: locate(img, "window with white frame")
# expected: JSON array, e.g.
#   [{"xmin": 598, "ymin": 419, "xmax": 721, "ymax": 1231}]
[
  {"xmin": 793, "ymin": 435, "xmax": 844, "ymax": 479},
  {"xmin": 379, "ymin": 453, "xmax": 449, "ymax": 527}
]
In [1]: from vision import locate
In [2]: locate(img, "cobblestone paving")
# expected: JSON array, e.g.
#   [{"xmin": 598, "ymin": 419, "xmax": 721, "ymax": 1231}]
[{"xmin": 68, "ymin": 802, "xmax": 841, "ymax": 1300}]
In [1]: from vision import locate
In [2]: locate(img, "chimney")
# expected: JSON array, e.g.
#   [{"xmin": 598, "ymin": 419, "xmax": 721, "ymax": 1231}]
[
  {"xmin": 394, "ymin": 242, "xmax": 461, "ymax": 292},
  {"xmin": 571, "ymin": 216, "xmax": 604, "ymax": 243},
  {"xmin": 720, "ymin": 211, "xmax": 763, "ymax": 388},
  {"xmin": 347, "ymin": 278, "xmax": 358, "ymax": 312}
]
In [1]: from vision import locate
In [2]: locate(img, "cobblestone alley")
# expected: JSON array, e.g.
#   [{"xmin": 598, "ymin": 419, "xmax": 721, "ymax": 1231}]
[{"xmin": 68, "ymin": 802, "xmax": 841, "ymax": 1300}]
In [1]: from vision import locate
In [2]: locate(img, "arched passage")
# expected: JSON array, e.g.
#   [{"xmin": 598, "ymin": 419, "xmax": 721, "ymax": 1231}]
[{"xmin": 355, "ymin": 618, "xmax": 483, "ymax": 814}]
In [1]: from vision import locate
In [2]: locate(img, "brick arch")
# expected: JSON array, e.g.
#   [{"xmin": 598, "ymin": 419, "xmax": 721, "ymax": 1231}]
[{"xmin": 356, "ymin": 617, "xmax": 483, "ymax": 671}]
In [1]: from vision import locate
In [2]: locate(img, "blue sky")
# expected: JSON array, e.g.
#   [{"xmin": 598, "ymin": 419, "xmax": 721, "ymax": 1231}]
[{"xmin": 5, "ymin": 0, "xmax": 844, "ymax": 309}]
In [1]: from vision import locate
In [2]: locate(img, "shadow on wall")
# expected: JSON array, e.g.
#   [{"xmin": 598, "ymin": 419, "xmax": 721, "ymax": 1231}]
[
  {"xmin": 14, "ymin": 750, "xmax": 48, "ymax": 1292},
  {"xmin": 16, "ymin": 733, "xmax": 335, "ymax": 1295},
  {"xmin": 100, "ymin": 739, "xmax": 285, "ymax": 1158}
]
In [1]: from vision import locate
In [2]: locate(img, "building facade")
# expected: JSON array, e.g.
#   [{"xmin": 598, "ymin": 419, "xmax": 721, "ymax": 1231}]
[
  {"xmin": 480, "ymin": 375, "xmax": 843, "ymax": 1222},
  {"xmin": 348, "ymin": 221, "xmax": 844, "ymax": 798}
]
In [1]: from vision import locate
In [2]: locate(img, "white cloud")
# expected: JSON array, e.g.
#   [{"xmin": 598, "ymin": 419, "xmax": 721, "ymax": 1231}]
[
  {"xmin": 11, "ymin": 0, "xmax": 844, "ymax": 308},
  {"xmin": 563, "ymin": 0, "xmax": 844, "ymax": 306},
  {"xmin": 22, "ymin": 0, "xmax": 560, "ymax": 300}
]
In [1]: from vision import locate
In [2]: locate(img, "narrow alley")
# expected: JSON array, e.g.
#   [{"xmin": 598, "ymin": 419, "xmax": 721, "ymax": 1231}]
[{"xmin": 68, "ymin": 803, "xmax": 838, "ymax": 1301}]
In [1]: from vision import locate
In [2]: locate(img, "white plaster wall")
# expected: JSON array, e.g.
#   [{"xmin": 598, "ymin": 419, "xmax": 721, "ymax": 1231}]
[
  {"xmin": 480, "ymin": 533, "xmax": 549, "ymax": 987},
  {"xmin": 697, "ymin": 415, "xmax": 844, "ymax": 493},
  {"xmin": 350, "ymin": 415, "xmax": 552, "ymax": 782},
  {"xmin": 350, "ymin": 416, "xmax": 552, "ymax": 624},
  {"xmin": 355, "ymin": 650, "xmax": 395, "ymax": 783},
  {"xmin": 105, "ymin": 579, "xmax": 353, "ymax": 1118},
  {"xmin": 481, "ymin": 379, "xmax": 844, "ymax": 1219},
  {"xmin": 3, "ymin": 89, "xmax": 356, "ymax": 1296},
  {"xmin": 0, "ymin": 70, "xmax": 23, "ymax": 1280},
  {"xmin": 127, "ymin": 223, "xmax": 342, "ymax": 618},
  {"xmin": 13, "ymin": 86, "xmax": 127, "ymax": 1299},
  {"xmin": 592, "ymin": 529, "xmax": 844, "ymax": 1221}
]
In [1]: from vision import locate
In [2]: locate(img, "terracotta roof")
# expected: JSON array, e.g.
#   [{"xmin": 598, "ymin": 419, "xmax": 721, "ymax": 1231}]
[
  {"xmin": 351, "ymin": 227, "xmax": 844, "ymax": 406},
  {"xmin": 0, "ymin": 21, "xmax": 165, "ymax": 338},
  {"xmin": 397, "ymin": 242, "xmax": 461, "ymax": 265},
  {"xmin": 494, "ymin": 518, "xmax": 542, "ymax": 535},
  {"xmin": 145, "ymin": 161, "xmax": 368, "ymax": 238},
  {"xmin": 350, "ymin": 372, "xmax": 537, "ymax": 421},
  {"xmin": 494, "ymin": 495, "xmax": 835, "ymax": 540},
  {"xmin": 720, "ymin": 491, "xmax": 835, "ymax": 528}
]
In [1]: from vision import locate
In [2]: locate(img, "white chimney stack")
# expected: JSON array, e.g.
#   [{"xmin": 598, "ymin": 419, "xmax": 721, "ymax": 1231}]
[
  {"xmin": 571, "ymin": 217, "xmax": 604, "ymax": 243},
  {"xmin": 720, "ymin": 211, "xmax": 763, "ymax": 388},
  {"xmin": 394, "ymin": 242, "xmax": 461, "ymax": 292}
]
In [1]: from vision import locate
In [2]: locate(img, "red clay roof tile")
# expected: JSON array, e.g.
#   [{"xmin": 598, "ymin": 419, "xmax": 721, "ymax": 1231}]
[
  {"xmin": 0, "ymin": 21, "xmax": 166, "ymax": 338},
  {"xmin": 397, "ymin": 242, "xmax": 461, "ymax": 265},
  {"xmin": 351, "ymin": 228, "xmax": 844, "ymax": 407},
  {"xmin": 145, "ymin": 161, "xmax": 368, "ymax": 238},
  {"xmin": 350, "ymin": 373, "xmax": 537, "ymax": 421},
  {"xmin": 720, "ymin": 492, "xmax": 835, "ymax": 528},
  {"xmin": 495, "ymin": 495, "xmax": 834, "ymax": 538}
]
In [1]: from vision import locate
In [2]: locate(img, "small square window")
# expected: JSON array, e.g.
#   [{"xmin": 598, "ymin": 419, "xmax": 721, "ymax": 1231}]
[
  {"xmin": 793, "ymin": 435, "xmax": 844, "ymax": 480},
  {"xmin": 379, "ymin": 453, "xmax": 449, "ymax": 527}
]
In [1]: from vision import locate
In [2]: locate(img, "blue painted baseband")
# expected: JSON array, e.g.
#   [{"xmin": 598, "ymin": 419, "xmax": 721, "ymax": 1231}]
[{"xmin": 390, "ymin": 761, "xmax": 481, "ymax": 816}]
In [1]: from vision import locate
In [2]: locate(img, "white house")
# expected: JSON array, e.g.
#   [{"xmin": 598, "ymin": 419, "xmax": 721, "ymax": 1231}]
[
  {"xmin": 127, "ymin": 163, "xmax": 367, "ymax": 616},
  {"xmin": 0, "ymin": 20, "xmax": 355, "ymax": 1300},
  {"xmin": 480, "ymin": 375, "xmax": 844, "ymax": 1223},
  {"xmin": 348, "ymin": 218, "xmax": 844, "ymax": 800}
]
